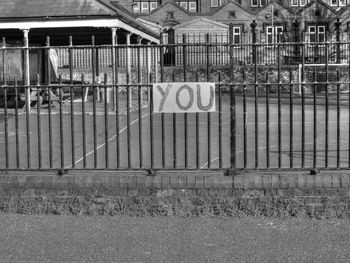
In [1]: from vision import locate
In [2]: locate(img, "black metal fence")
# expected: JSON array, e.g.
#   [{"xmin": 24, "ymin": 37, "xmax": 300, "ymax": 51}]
[{"xmin": 1, "ymin": 38, "xmax": 350, "ymax": 172}]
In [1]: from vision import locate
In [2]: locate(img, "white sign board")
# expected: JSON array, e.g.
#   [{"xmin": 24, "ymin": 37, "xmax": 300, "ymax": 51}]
[{"xmin": 153, "ymin": 82, "xmax": 216, "ymax": 113}]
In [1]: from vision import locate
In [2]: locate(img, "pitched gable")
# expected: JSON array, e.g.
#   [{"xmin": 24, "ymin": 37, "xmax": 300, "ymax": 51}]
[
  {"xmin": 254, "ymin": 0, "xmax": 295, "ymax": 22},
  {"xmin": 297, "ymin": 0, "xmax": 337, "ymax": 15},
  {"xmin": 143, "ymin": 1, "xmax": 191, "ymax": 25},
  {"xmin": 210, "ymin": 1, "xmax": 254, "ymax": 23},
  {"xmin": 256, "ymin": 0, "xmax": 295, "ymax": 15}
]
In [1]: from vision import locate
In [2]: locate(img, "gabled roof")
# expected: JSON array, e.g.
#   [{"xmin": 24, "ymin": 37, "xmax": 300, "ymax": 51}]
[
  {"xmin": 137, "ymin": 18, "xmax": 162, "ymax": 33},
  {"xmin": 0, "ymin": 0, "xmax": 114, "ymax": 18},
  {"xmin": 255, "ymin": 0, "xmax": 295, "ymax": 15},
  {"xmin": 212, "ymin": 0, "xmax": 253, "ymax": 16},
  {"xmin": 296, "ymin": 0, "xmax": 337, "ymax": 14},
  {"xmin": 104, "ymin": 0, "xmax": 137, "ymax": 18}
]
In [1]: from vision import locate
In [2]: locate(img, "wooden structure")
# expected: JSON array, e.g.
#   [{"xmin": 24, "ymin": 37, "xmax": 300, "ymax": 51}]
[{"xmin": 0, "ymin": 0, "xmax": 159, "ymax": 107}]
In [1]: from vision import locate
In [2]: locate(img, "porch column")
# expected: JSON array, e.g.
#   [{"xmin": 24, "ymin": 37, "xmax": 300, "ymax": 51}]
[
  {"xmin": 154, "ymin": 41, "xmax": 158, "ymax": 83},
  {"xmin": 137, "ymin": 36, "xmax": 143, "ymax": 103},
  {"xmin": 111, "ymin": 27, "xmax": 118, "ymax": 109},
  {"xmin": 147, "ymin": 41, "xmax": 152, "ymax": 102},
  {"xmin": 137, "ymin": 36, "xmax": 142, "ymax": 82},
  {"xmin": 23, "ymin": 29, "xmax": 30, "ymax": 111}
]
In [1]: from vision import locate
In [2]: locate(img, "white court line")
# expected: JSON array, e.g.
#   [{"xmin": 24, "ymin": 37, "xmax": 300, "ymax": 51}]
[
  {"xmin": 200, "ymin": 140, "xmax": 342, "ymax": 169},
  {"xmin": 65, "ymin": 113, "xmax": 150, "ymax": 169}
]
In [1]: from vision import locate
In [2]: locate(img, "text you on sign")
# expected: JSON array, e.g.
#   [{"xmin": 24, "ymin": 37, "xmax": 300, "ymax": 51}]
[{"xmin": 153, "ymin": 82, "xmax": 216, "ymax": 113}]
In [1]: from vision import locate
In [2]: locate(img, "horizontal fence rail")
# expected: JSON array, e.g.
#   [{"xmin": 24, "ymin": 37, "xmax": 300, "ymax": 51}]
[{"xmin": 1, "ymin": 36, "xmax": 350, "ymax": 172}]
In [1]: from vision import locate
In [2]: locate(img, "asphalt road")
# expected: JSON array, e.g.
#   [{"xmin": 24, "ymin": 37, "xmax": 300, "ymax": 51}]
[
  {"xmin": 1, "ymin": 93, "xmax": 350, "ymax": 170},
  {"xmin": 0, "ymin": 214, "xmax": 349, "ymax": 263}
]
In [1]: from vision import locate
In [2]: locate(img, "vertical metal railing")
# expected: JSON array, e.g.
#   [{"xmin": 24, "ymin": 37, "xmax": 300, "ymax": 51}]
[
  {"xmin": 229, "ymin": 24, "xmax": 236, "ymax": 170},
  {"xmin": 266, "ymin": 72, "xmax": 270, "ymax": 169},
  {"xmin": 0, "ymin": 39, "xmax": 350, "ymax": 171}
]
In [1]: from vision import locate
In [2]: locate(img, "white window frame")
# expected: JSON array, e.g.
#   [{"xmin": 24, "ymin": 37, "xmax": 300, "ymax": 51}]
[
  {"xmin": 211, "ymin": 0, "xmax": 221, "ymax": 7},
  {"xmin": 188, "ymin": 1, "xmax": 197, "ymax": 12},
  {"xmin": 133, "ymin": 1, "xmax": 158, "ymax": 13},
  {"xmin": 332, "ymin": 0, "xmax": 347, "ymax": 6},
  {"xmin": 318, "ymin": 26, "xmax": 326, "ymax": 42},
  {"xmin": 291, "ymin": 0, "xmax": 299, "ymax": 6},
  {"xmin": 180, "ymin": 1, "xmax": 188, "ymax": 9},
  {"xmin": 141, "ymin": 2, "xmax": 149, "ymax": 13},
  {"xmin": 177, "ymin": 1, "xmax": 197, "ymax": 12},
  {"xmin": 150, "ymin": 1, "xmax": 157, "ymax": 11},
  {"xmin": 251, "ymin": 0, "xmax": 258, "ymax": 7},
  {"xmin": 307, "ymin": 25, "xmax": 326, "ymax": 43},
  {"xmin": 331, "ymin": 0, "xmax": 338, "ymax": 6},
  {"xmin": 291, "ymin": 0, "xmax": 308, "ymax": 6},
  {"xmin": 339, "ymin": 0, "xmax": 347, "ymax": 6},
  {"xmin": 266, "ymin": 26, "xmax": 283, "ymax": 44},
  {"xmin": 233, "ymin": 26, "xmax": 241, "ymax": 45},
  {"xmin": 133, "ymin": 2, "xmax": 140, "ymax": 12},
  {"xmin": 251, "ymin": 0, "xmax": 269, "ymax": 7}
]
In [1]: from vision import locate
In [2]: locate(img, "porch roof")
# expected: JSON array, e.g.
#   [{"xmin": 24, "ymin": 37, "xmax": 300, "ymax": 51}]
[
  {"xmin": 0, "ymin": 0, "xmax": 159, "ymax": 43},
  {"xmin": 0, "ymin": 0, "xmax": 114, "ymax": 17}
]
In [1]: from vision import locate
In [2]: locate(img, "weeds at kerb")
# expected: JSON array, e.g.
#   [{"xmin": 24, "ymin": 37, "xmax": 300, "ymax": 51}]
[{"xmin": 0, "ymin": 189, "xmax": 349, "ymax": 218}]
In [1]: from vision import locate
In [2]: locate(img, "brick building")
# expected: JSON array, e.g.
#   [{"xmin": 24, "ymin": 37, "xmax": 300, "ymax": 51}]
[{"xmin": 108, "ymin": 0, "xmax": 350, "ymax": 44}]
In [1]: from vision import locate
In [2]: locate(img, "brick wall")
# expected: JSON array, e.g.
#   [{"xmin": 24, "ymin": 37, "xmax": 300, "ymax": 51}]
[{"xmin": 1, "ymin": 171, "xmax": 350, "ymax": 202}]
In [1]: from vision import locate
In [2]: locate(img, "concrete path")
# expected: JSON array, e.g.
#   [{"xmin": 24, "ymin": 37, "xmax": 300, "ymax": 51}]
[{"xmin": 0, "ymin": 214, "xmax": 349, "ymax": 263}]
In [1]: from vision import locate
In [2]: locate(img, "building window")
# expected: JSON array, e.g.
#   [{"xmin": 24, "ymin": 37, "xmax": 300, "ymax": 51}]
[
  {"xmin": 180, "ymin": 1, "xmax": 187, "ymax": 9},
  {"xmin": 339, "ymin": 0, "xmax": 347, "ymax": 6},
  {"xmin": 266, "ymin": 26, "xmax": 283, "ymax": 44},
  {"xmin": 211, "ymin": 0, "xmax": 222, "ymax": 7},
  {"xmin": 141, "ymin": 2, "xmax": 149, "ymax": 12},
  {"xmin": 291, "ymin": 0, "xmax": 308, "ymax": 6},
  {"xmin": 233, "ymin": 27, "xmax": 241, "ymax": 44},
  {"xmin": 251, "ymin": 0, "xmax": 268, "ymax": 7},
  {"xmin": 132, "ymin": 0, "xmax": 158, "ymax": 13},
  {"xmin": 150, "ymin": 1, "xmax": 158, "ymax": 10},
  {"xmin": 189, "ymin": 1, "xmax": 197, "ymax": 12},
  {"xmin": 307, "ymin": 25, "xmax": 326, "ymax": 43},
  {"xmin": 331, "ymin": 0, "xmax": 347, "ymax": 6},
  {"xmin": 176, "ymin": 0, "xmax": 197, "ymax": 12}
]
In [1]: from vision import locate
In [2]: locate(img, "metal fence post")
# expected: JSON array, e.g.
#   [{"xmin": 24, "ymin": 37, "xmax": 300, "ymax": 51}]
[
  {"xmin": 111, "ymin": 27, "xmax": 117, "ymax": 111},
  {"xmin": 23, "ymin": 29, "xmax": 31, "ymax": 168},
  {"xmin": 250, "ymin": 21, "xmax": 257, "ymax": 64},
  {"xmin": 69, "ymin": 36, "xmax": 75, "ymax": 168},
  {"xmin": 229, "ymin": 23, "xmax": 236, "ymax": 172},
  {"xmin": 183, "ymin": 34, "xmax": 188, "ymax": 169},
  {"xmin": 335, "ymin": 18, "xmax": 341, "ymax": 64},
  {"xmin": 126, "ymin": 32, "xmax": 132, "ymax": 168},
  {"xmin": 45, "ymin": 36, "xmax": 53, "ymax": 168}
]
